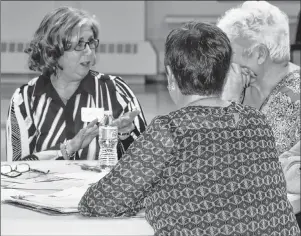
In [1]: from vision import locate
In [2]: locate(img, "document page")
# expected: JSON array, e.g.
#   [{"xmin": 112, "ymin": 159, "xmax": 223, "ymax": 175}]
[{"xmin": 3, "ymin": 186, "xmax": 91, "ymax": 214}]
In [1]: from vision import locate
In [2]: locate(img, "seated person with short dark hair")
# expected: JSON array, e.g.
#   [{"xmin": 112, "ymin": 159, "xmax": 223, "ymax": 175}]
[{"xmin": 78, "ymin": 21, "xmax": 300, "ymax": 236}]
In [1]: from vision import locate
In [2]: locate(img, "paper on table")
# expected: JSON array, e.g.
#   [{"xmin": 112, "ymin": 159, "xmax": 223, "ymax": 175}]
[
  {"xmin": 3, "ymin": 186, "xmax": 90, "ymax": 214},
  {"xmin": 3, "ymin": 186, "xmax": 147, "ymax": 217},
  {"xmin": 54, "ymin": 171, "xmax": 108, "ymax": 183},
  {"xmin": 1, "ymin": 172, "xmax": 72, "ymax": 183},
  {"xmin": 1, "ymin": 189, "xmax": 35, "ymax": 202},
  {"xmin": 2, "ymin": 178, "xmax": 91, "ymax": 191},
  {"xmin": 1, "ymin": 170, "xmax": 107, "ymax": 190},
  {"xmin": 1, "ymin": 175, "xmax": 59, "ymax": 189}
]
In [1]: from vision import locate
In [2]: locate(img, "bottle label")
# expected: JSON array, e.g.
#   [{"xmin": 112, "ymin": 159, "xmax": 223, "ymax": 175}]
[
  {"xmin": 98, "ymin": 125, "xmax": 118, "ymax": 170},
  {"xmin": 99, "ymin": 126, "xmax": 118, "ymax": 140}
]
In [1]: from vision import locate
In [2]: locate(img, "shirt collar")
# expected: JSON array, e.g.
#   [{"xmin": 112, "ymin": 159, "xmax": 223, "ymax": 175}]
[
  {"xmin": 33, "ymin": 74, "xmax": 52, "ymax": 96},
  {"xmin": 79, "ymin": 70, "xmax": 96, "ymax": 96},
  {"xmin": 33, "ymin": 70, "xmax": 96, "ymax": 97}
]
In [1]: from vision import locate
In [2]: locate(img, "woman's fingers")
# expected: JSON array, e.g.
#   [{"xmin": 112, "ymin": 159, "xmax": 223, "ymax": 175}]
[
  {"xmin": 241, "ymin": 67, "xmax": 249, "ymax": 76},
  {"xmin": 99, "ymin": 116, "xmax": 109, "ymax": 126},
  {"xmin": 249, "ymin": 69, "xmax": 256, "ymax": 78},
  {"xmin": 70, "ymin": 119, "xmax": 99, "ymax": 152},
  {"xmin": 82, "ymin": 112, "xmax": 137, "ymax": 139},
  {"xmin": 127, "ymin": 110, "xmax": 140, "ymax": 119},
  {"xmin": 111, "ymin": 116, "xmax": 130, "ymax": 129},
  {"xmin": 231, "ymin": 63, "xmax": 242, "ymax": 74},
  {"xmin": 118, "ymin": 123, "xmax": 135, "ymax": 133},
  {"xmin": 111, "ymin": 118, "xmax": 121, "ymax": 127},
  {"xmin": 119, "ymin": 118, "xmax": 131, "ymax": 128},
  {"xmin": 112, "ymin": 110, "xmax": 140, "ymax": 129},
  {"xmin": 77, "ymin": 128, "xmax": 86, "ymax": 138},
  {"xmin": 77, "ymin": 119, "xmax": 98, "ymax": 139},
  {"xmin": 85, "ymin": 123, "xmax": 99, "ymax": 136},
  {"xmin": 86, "ymin": 118, "xmax": 98, "ymax": 128},
  {"xmin": 242, "ymin": 73, "xmax": 251, "ymax": 87}
]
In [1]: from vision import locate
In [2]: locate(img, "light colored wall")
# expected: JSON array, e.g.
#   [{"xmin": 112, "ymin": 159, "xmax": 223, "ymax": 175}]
[
  {"xmin": 145, "ymin": 1, "xmax": 300, "ymax": 72},
  {"xmin": 1, "ymin": 1, "xmax": 56, "ymax": 41},
  {"xmin": 80, "ymin": 1, "xmax": 145, "ymax": 41},
  {"xmin": 1, "ymin": 1, "xmax": 145, "ymax": 42},
  {"xmin": 146, "ymin": 1, "xmax": 300, "ymax": 40},
  {"xmin": 1, "ymin": 1, "xmax": 155, "ymax": 79}
]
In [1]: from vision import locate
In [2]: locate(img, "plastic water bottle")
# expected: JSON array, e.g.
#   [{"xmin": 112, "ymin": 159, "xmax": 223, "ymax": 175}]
[{"xmin": 98, "ymin": 111, "xmax": 118, "ymax": 171}]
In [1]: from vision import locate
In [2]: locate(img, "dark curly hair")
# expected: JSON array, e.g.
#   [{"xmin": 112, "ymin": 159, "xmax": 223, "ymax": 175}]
[
  {"xmin": 24, "ymin": 6, "xmax": 99, "ymax": 76},
  {"xmin": 164, "ymin": 21, "xmax": 232, "ymax": 96}
]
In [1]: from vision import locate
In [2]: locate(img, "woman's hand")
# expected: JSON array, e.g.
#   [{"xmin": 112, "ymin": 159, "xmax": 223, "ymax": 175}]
[
  {"xmin": 68, "ymin": 119, "xmax": 99, "ymax": 153},
  {"xmin": 111, "ymin": 110, "xmax": 140, "ymax": 140},
  {"xmin": 222, "ymin": 63, "xmax": 257, "ymax": 102},
  {"xmin": 241, "ymin": 66, "xmax": 257, "ymax": 87}
]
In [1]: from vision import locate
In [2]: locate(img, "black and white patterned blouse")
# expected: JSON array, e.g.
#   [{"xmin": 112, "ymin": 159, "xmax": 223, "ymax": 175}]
[
  {"xmin": 78, "ymin": 102, "xmax": 299, "ymax": 236},
  {"xmin": 6, "ymin": 70, "xmax": 147, "ymax": 161}
]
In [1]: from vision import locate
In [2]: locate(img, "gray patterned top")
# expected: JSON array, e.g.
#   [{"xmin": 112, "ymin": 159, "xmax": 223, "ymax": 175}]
[
  {"xmin": 78, "ymin": 102, "xmax": 299, "ymax": 236},
  {"xmin": 259, "ymin": 70, "xmax": 300, "ymax": 156}
]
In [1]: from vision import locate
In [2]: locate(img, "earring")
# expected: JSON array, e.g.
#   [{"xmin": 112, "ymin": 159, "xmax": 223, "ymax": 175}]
[{"xmin": 167, "ymin": 83, "xmax": 175, "ymax": 92}]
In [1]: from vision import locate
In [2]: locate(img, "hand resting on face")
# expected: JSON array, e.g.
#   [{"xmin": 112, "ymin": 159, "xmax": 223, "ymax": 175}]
[{"xmin": 222, "ymin": 63, "xmax": 257, "ymax": 102}]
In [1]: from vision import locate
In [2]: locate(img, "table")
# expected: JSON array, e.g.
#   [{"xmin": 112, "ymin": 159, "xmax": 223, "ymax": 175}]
[
  {"xmin": 1, "ymin": 161, "xmax": 300, "ymax": 235},
  {"xmin": 1, "ymin": 161, "xmax": 154, "ymax": 236},
  {"xmin": 2, "ymin": 207, "xmax": 154, "ymax": 236}
]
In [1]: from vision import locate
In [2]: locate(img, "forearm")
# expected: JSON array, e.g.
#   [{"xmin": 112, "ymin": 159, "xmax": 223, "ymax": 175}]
[
  {"xmin": 79, "ymin": 117, "xmax": 174, "ymax": 217},
  {"xmin": 78, "ymin": 179, "xmax": 143, "ymax": 217},
  {"xmin": 20, "ymin": 144, "xmax": 65, "ymax": 161},
  {"xmin": 117, "ymin": 125, "xmax": 141, "ymax": 158},
  {"xmin": 117, "ymin": 104, "xmax": 147, "ymax": 159},
  {"xmin": 13, "ymin": 142, "xmax": 75, "ymax": 161}
]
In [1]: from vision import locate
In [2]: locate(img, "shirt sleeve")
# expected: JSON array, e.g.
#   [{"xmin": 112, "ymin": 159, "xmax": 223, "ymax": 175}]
[
  {"xmin": 269, "ymin": 80, "xmax": 300, "ymax": 156},
  {"xmin": 78, "ymin": 116, "xmax": 175, "ymax": 217},
  {"xmin": 6, "ymin": 88, "xmax": 62, "ymax": 161},
  {"xmin": 113, "ymin": 76, "xmax": 147, "ymax": 157}
]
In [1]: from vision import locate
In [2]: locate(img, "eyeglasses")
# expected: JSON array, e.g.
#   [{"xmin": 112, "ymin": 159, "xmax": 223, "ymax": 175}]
[
  {"xmin": 74, "ymin": 39, "xmax": 99, "ymax": 51},
  {"xmin": 1, "ymin": 163, "xmax": 50, "ymax": 178}
]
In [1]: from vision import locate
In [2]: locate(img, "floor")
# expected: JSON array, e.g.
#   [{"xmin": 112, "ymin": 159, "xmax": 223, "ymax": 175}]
[{"xmin": 0, "ymin": 75, "xmax": 177, "ymax": 161}]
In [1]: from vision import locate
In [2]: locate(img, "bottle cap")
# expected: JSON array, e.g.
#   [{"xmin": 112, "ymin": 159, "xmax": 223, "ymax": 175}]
[{"xmin": 102, "ymin": 110, "xmax": 113, "ymax": 126}]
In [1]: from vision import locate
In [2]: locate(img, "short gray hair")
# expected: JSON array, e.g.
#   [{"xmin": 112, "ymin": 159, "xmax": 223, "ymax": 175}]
[{"xmin": 217, "ymin": 1, "xmax": 290, "ymax": 63}]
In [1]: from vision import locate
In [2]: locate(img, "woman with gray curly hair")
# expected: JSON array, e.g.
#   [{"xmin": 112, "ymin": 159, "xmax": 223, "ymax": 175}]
[
  {"xmin": 217, "ymin": 0, "xmax": 301, "ymax": 228},
  {"xmin": 6, "ymin": 6, "xmax": 147, "ymax": 161},
  {"xmin": 218, "ymin": 1, "xmax": 300, "ymax": 157}
]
